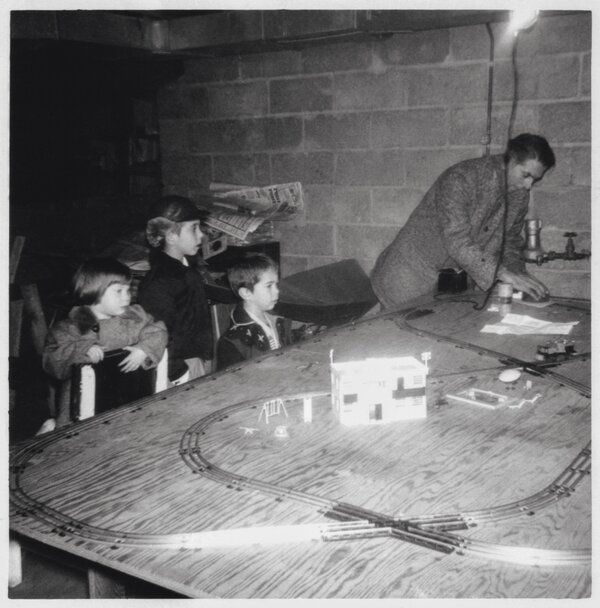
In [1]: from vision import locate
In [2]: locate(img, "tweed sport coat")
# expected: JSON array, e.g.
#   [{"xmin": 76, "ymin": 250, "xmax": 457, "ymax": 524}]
[{"xmin": 370, "ymin": 154, "xmax": 529, "ymax": 308}]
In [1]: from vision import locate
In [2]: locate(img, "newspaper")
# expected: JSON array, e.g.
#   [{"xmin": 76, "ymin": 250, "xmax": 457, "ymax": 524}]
[
  {"xmin": 210, "ymin": 181, "xmax": 304, "ymax": 218},
  {"xmin": 204, "ymin": 213, "xmax": 265, "ymax": 243},
  {"xmin": 203, "ymin": 182, "xmax": 304, "ymax": 243}
]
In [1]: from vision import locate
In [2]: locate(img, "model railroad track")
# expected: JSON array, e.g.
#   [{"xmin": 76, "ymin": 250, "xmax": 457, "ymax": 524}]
[
  {"xmin": 9, "ymin": 299, "xmax": 591, "ymax": 565},
  {"xmin": 10, "ymin": 390, "xmax": 590, "ymax": 565}
]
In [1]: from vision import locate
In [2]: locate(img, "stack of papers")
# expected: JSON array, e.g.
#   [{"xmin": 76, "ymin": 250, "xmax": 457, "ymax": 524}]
[{"xmin": 481, "ymin": 313, "xmax": 578, "ymax": 335}]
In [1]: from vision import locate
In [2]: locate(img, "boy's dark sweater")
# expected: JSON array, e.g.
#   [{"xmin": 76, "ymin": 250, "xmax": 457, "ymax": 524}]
[
  {"xmin": 138, "ymin": 250, "xmax": 213, "ymax": 380},
  {"xmin": 216, "ymin": 303, "xmax": 291, "ymax": 370}
]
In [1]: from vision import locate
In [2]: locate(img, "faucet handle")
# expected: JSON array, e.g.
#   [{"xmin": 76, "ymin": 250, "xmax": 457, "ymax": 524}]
[{"xmin": 564, "ymin": 231, "xmax": 577, "ymax": 238}]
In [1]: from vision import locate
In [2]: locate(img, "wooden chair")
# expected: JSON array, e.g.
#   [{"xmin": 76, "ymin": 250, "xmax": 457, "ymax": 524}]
[{"xmin": 75, "ymin": 348, "xmax": 168, "ymax": 421}]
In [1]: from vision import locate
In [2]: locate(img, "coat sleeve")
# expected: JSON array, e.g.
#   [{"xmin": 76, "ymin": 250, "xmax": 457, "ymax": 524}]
[
  {"xmin": 129, "ymin": 305, "xmax": 168, "ymax": 368},
  {"xmin": 501, "ymin": 191, "xmax": 528, "ymax": 274},
  {"xmin": 435, "ymin": 171, "xmax": 501, "ymax": 291},
  {"xmin": 42, "ymin": 321, "xmax": 97, "ymax": 381}
]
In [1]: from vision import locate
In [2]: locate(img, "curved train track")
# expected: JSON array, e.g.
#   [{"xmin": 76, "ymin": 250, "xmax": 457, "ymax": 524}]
[{"xmin": 10, "ymin": 298, "xmax": 591, "ymax": 566}]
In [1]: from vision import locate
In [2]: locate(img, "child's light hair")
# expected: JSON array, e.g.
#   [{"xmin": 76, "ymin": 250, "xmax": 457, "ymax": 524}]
[
  {"xmin": 72, "ymin": 258, "xmax": 132, "ymax": 305},
  {"xmin": 146, "ymin": 195, "xmax": 203, "ymax": 249},
  {"xmin": 227, "ymin": 253, "xmax": 279, "ymax": 297}
]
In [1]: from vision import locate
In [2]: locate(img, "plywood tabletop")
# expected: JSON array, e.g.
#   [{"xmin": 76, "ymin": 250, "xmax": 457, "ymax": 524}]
[{"xmin": 10, "ymin": 295, "xmax": 591, "ymax": 598}]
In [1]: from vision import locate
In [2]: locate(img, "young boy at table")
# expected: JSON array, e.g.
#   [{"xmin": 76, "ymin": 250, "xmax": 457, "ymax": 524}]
[
  {"xmin": 217, "ymin": 253, "xmax": 291, "ymax": 370},
  {"xmin": 138, "ymin": 196, "xmax": 214, "ymax": 385},
  {"xmin": 42, "ymin": 258, "xmax": 168, "ymax": 430}
]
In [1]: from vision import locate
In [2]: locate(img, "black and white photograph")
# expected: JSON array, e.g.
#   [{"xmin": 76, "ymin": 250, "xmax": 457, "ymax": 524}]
[{"xmin": 4, "ymin": 1, "xmax": 594, "ymax": 602}]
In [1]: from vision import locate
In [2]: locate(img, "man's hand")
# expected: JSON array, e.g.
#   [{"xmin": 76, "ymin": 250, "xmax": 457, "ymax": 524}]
[
  {"xmin": 497, "ymin": 267, "xmax": 549, "ymax": 301},
  {"xmin": 85, "ymin": 345, "xmax": 104, "ymax": 364},
  {"xmin": 119, "ymin": 347, "xmax": 147, "ymax": 373}
]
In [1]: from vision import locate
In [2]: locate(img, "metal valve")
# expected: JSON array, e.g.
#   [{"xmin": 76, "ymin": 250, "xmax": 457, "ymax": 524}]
[{"xmin": 522, "ymin": 220, "xmax": 591, "ymax": 265}]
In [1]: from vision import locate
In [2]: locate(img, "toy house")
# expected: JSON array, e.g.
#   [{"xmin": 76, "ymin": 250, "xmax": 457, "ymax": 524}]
[{"xmin": 331, "ymin": 355, "xmax": 429, "ymax": 426}]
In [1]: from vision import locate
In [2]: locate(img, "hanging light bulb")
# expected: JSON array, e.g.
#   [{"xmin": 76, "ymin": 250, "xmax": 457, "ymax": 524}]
[{"xmin": 509, "ymin": 9, "xmax": 539, "ymax": 34}]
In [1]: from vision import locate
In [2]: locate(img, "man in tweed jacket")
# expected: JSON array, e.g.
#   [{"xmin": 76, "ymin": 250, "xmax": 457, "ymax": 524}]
[{"xmin": 371, "ymin": 134, "xmax": 554, "ymax": 308}]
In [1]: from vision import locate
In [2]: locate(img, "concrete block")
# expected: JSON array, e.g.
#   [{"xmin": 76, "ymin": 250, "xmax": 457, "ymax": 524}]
[
  {"xmin": 531, "ymin": 187, "xmax": 590, "ymax": 231},
  {"xmin": 304, "ymin": 185, "xmax": 335, "ymax": 222},
  {"xmin": 159, "ymin": 120, "xmax": 194, "ymax": 157},
  {"xmin": 355, "ymin": 256, "xmax": 377, "ymax": 278},
  {"xmin": 539, "ymin": 102, "xmax": 591, "ymax": 143},
  {"xmin": 336, "ymin": 224, "xmax": 400, "ymax": 261},
  {"xmin": 271, "ymin": 152, "xmax": 335, "ymax": 184},
  {"xmin": 332, "ymin": 187, "xmax": 372, "ymax": 223},
  {"xmin": 408, "ymin": 64, "xmax": 488, "ymax": 106},
  {"xmin": 371, "ymin": 108, "xmax": 448, "ymax": 148},
  {"xmin": 507, "ymin": 14, "xmax": 591, "ymax": 59},
  {"xmin": 182, "ymin": 57, "xmax": 239, "ymax": 83},
  {"xmin": 534, "ymin": 145, "xmax": 570, "ymax": 189},
  {"xmin": 270, "ymin": 76, "xmax": 333, "ymax": 114},
  {"xmin": 157, "ymin": 87, "xmax": 208, "ymax": 118},
  {"xmin": 189, "ymin": 119, "xmax": 266, "ymax": 154},
  {"xmin": 305, "ymin": 256, "xmax": 341, "ymax": 271},
  {"xmin": 304, "ymin": 113, "xmax": 370, "ymax": 150},
  {"xmin": 274, "ymin": 222, "xmax": 335, "ymax": 256},
  {"xmin": 493, "ymin": 55, "xmax": 579, "ymax": 101},
  {"xmin": 280, "ymin": 255, "xmax": 308, "ymax": 277},
  {"xmin": 405, "ymin": 148, "xmax": 478, "ymax": 188},
  {"xmin": 335, "ymin": 150, "xmax": 405, "ymax": 186},
  {"xmin": 537, "ymin": 13, "xmax": 592, "ymax": 55},
  {"xmin": 379, "ymin": 29, "xmax": 450, "ymax": 66},
  {"xmin": 581, "ymin": 53, "xmax": 590, "ymax": 96},
  {"xmin": 450, "ymin": 24, "xmax": 490, "ymax": 60},
  {"xmin": 449, "ymin": 105, "xmax": 539, "ymax": 147},
  {"xmin": 240, "ymin": 51, "xmax": 302, "ymax": 78},
  {"xmin": 162, "ymin": 155, "xmax": 212, "ymax": 190},
  {"xmin": 334, "ymin": 69, "xmax": 409, "ymax": 111},
  {"xmin": 302, "ymin": 41, "xmax": 372, "ymax": 74},
  {"xmin": 570, "ymin": 146, "xmax": 591, "ymax": 186},
  {"xmin": 371, "ymin": 187, "xmax": 424, "ymax": 226},
  {"xmin": 207, "ymin": 82, "xmax": 269, "ymax": 117},
  {"xmin": 254, "ymin": 154, "xmax": 272, "ymax": 185},
  {"xmin": 213, "ymin": 155, "xmax": 259, "ymax": 186},
  {"xmin": 263, "ymin": 116, "xmax": 303, "ymax": 150},
  {"xmin": 158, "ymin": 86, "xmax": 208, "ymax": 119}
]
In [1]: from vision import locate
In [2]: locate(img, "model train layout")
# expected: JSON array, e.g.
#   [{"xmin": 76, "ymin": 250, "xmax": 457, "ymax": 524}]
[{"xmin": 10, "ymin": 298, "xmax": 591, "ymax": 572}]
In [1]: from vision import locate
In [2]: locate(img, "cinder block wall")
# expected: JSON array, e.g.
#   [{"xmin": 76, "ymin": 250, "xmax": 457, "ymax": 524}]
[{"xmin": 158, "ymin": 12, "xmax": 591, "ymax": 298}]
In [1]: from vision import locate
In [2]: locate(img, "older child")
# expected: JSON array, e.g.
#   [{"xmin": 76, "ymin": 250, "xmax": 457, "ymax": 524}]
[
  {"xmin": 137, "ymin": 196, "xmax": 213, "ymax": 385},
  {"xmin": 42, "ymin": 258, "xmax": 168, "ymax": 428},
  {"xmin": 217, "ymin": 253, "xmax": 291, "ymax": 370}
]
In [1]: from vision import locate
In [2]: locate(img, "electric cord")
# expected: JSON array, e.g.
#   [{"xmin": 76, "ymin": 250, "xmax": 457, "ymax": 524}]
[
  {"xmin": 472, "ymin": 172, "xmax": 508, "ymax": 311},
  {"xmin": 507, "ymin": 32, "xmax": 520, "ymax": 141},
  {"xmin": 472, "ymin": 32, "xmax": 521, "ymax": 311}
]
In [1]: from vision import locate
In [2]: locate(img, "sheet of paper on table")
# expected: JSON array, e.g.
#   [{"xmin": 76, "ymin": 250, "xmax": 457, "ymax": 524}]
[{"xmin": 481, "ymin": 313, "xmax": 579, "ymax": 335}]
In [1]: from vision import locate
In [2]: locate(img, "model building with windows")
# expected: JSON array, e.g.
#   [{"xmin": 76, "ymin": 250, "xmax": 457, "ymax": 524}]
[{"xmin": 331, "ymin": 354, "xmax": 430, "ymax": 426}]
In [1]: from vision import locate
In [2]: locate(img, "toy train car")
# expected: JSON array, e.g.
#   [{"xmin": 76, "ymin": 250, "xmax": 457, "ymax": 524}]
[{"xmin": 535, "ymin": 339, "xmax": 575, "ymax": 362}]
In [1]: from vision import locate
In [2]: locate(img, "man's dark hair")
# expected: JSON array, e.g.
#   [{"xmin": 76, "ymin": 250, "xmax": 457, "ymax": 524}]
[{"xmin": 504, "ymin": 133, "xmax": 556, "ymax": 169}]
